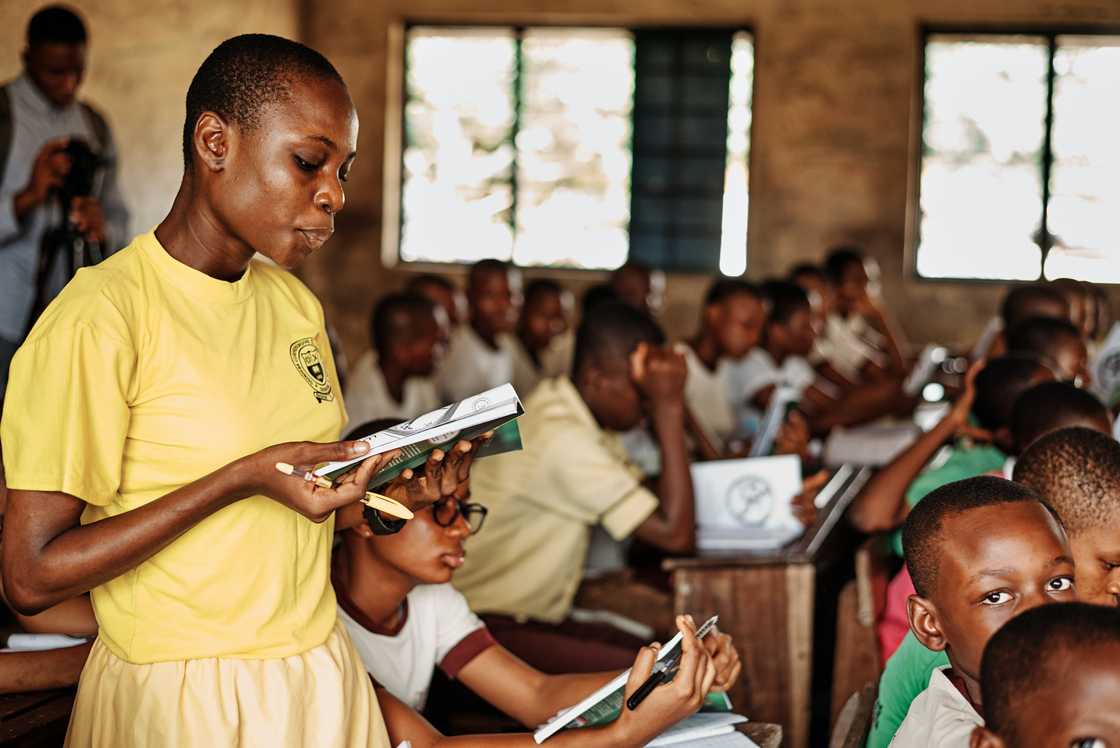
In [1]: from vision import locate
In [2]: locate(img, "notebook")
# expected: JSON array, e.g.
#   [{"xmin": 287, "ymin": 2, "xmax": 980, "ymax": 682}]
[{"xmin": 691, "ymin": 455, "xmax": 803, "ymax": 552}]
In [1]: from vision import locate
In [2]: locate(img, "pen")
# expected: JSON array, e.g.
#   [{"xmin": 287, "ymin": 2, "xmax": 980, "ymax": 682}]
[
  {"xmin": 275, "ymin": 462, "xmax": 414, "ymax": 521},
  {"xmin": 626, "ymin": 656, "xmax": 679, "ymax": 711},
  {"xmin": 275, "ymin": 462, "xmax": 334, "ymax": 489}
]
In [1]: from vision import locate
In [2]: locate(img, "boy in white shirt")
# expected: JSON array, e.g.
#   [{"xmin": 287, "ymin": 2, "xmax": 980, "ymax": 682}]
[
  {"xmin": 889, "ymin": 477, "xmax": 1077, "ymax": 747},
  {"xmin": 511, "ymin": 278, "xmax": 574, "ymax": 400},
  {"xmin": 435, "ymin": 260, "xmax": 521, "ymax": 402},
  {"xmin": 345, "ymin": 293, "xmax": 446, "ymax": 426}
]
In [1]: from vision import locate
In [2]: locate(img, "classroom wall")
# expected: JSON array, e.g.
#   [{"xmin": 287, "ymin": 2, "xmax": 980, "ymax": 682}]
[
  {"xmin": 302, "ymin": 0, "xmax": 1120, "ymax": 366},
  {"xmin": 0, "ymin": 0, "xmax": 301, "ymax": 239}
]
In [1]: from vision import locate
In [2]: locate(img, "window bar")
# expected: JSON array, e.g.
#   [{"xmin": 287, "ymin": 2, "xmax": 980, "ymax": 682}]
[
  {"xmin": 510, "ymin": 28, "xmax": 524, "ymax": 249},
  {"xmin": 1038, "ymin": 33, "xmax": 1058, "ymax": 278}
]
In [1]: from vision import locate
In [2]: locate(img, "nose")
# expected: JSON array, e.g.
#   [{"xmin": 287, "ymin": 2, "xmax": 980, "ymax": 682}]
[
  {"xmin": 317, "ymin": 176, "xmax": 345, "ymax": 217},
  {"xmin": 446, "ymin": 509, "xmax": 471, "ymax": 538}
]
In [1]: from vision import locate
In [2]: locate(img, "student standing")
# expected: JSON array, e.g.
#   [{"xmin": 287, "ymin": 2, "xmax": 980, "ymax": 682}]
[{"xmin": 1, "ymin": 35, "xmax": 468, "ymax": 747}]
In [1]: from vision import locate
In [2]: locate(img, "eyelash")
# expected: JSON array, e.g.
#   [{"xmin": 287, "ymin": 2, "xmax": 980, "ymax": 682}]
[
  {"xmin": 295, "ymin": 156, "xmax": 349, "ymax": 183},
  {"xmin": 1049, "ymin": 576, "xmax": 1075, "ymax": 592}
]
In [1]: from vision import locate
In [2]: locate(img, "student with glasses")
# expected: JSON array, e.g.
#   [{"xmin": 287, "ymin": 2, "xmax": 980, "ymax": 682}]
[{"xmin": 332, "ymin": 419, "xmax": 742, "ymax": 746}]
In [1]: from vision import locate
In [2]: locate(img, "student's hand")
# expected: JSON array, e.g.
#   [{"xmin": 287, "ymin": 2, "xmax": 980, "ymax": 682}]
[
  {"xmin": 375, "ymin": 437, "xmax": 479, "ymax": 512},
  {"xmin": 632, "ymin": 343, "xmax": 687, "ymax": 408},
  {"xmin": 773, "ymin": 410, "xmax": 811, "ymax": 458},
  {"xmin": 614, "ymin": 615, "xmax": 716, "ymax": 746},
  {"xmin": 69, "ymin": 196, "xmax": 106, "ymax": 243},
  {"xmin": 702, "ymin": 627, "xmax": 742, "ymax": 692},
  {"xmin": 241, "ymin": 440, "xmax": 400, "ymax": 522},
  {"xmin": 947, "ymin": 358, "xmax": 993, "ymax": 442},
  {"xmin": 792, "ymin": 470, "xmax": 830, "ymax": 527}
]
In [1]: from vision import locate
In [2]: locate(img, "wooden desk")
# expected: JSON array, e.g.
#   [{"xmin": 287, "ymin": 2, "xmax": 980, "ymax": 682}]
[
  {"xmin": 665, "ymin": 467, "xmax": 872, "ymax": 748},
  {"xmin": 740, "ymin": 721, "xmax": 782, "ymax": 747},
  {"xmin": 0, "ymin": 688, "xmax": 75, "ymax": 746}
]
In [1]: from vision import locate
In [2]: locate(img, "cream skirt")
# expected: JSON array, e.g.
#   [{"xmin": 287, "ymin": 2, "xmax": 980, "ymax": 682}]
[{"xmin": 65, "ymin": 621, "xmax": 391, "ymax": 748}]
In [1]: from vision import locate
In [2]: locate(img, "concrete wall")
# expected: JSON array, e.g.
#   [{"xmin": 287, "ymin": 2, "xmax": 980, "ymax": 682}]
[
  {"xmin": 0, "ymin": 0, "xmax": 301, "ymax": 238},
  {"xmin": 303, "ymin": 0, "xmax": 1120, "ymax": 366}
]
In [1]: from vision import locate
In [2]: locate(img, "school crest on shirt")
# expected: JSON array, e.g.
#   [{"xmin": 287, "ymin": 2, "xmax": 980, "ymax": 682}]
[{"xmin": 289, "ymin": 337, "xmax": 335, "ymax": 403}]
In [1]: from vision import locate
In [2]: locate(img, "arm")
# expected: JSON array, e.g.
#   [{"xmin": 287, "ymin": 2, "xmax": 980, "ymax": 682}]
[
  {"xmin": 857, "ymin": 296, "xmax": 907, "ymax": 376},
  {"xmin": 847, "ymin": 361, "xmax": 982, "ymax": 534},
  {"xmin": 0, "ymin": 642, "xmax": 91, "ymax": 695},
  {"xmin": 631, "ymin": 346, "xmax": 695, "ymax": 554},
  {"xmin": 0, "ymin": 137, "xmax": 70, "ymax": 245}
]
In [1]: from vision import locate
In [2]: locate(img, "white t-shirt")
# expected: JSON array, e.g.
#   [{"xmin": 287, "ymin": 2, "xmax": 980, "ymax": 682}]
[
  {"xmin": 890, "ymin": 667, "xmax": 983, "ymax": 748},
  {"xmin": 678, "ymin": 343, "xmax": 735, "ymax": 450},
  {"xmin": 814, "ymin": 314, "xmax": 887, "ymax": 382},
  {"xmin": 725, "ymin": 348, "xmax": 818, "ymax": 435},
  {"xmin": 435, "ymin": 325, "xmax": 516, "ymax": 402},
  {"xmin": 344, "ymin": 351, "xmax": 442, "ymax": 429},
  {"xmin": 337, "ymin": 582, "xmax": 495, "ymax": 711}
]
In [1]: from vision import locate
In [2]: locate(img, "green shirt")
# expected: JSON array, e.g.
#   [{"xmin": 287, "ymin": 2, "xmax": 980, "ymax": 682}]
[
  {"xmin": 865, "ymin": 632, "xmax": 951, "ymax": 748},
  {"xmin": 888, "ymin": 442, "xmax": 1007, "ymax": 556}
]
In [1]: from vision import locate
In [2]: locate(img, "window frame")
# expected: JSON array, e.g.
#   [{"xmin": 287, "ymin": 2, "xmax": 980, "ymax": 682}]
[
  {"xmin": 908, "ymin": 24, "xmax": 1120, "ymax": 286},
  {"xmin": 382, "ymin": 20, "xmax": 757, "ymax": 276}
]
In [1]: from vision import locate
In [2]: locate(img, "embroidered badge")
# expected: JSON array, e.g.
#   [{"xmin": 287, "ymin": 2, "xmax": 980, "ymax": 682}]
[{"xmin": 290, "ymin": 337, "xmax": 335, "ymax": 403}]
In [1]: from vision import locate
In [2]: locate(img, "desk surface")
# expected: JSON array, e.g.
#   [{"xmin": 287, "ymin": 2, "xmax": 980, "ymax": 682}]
[
  {"xmin": 740, "ymin": 722, "xmax": 782, "ymax": 747},
  {"xmin": 665, "ymin": 465, "xmax": 872, "ymax": 571}
]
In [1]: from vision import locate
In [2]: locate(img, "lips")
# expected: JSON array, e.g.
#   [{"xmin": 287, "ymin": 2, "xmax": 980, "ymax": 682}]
[
  {"xmin": 440, "ymin": 547, "xmax": 467, "ymax": 569},
  {"xmin": 297, "ymin": 228, "xmax": 333, "ymax": 250}
]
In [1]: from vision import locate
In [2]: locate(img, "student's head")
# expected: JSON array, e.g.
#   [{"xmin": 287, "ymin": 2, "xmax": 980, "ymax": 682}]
[
  {"xmin": 23, "ymin": 5, "xmax": 87, "ymax": 108},
  {"xmin": 1015, "ymin": 428, "xmax": 1120, "ymax": 607},
  {"xmin": 518, "ymin": 279, "xmax": 572, "ymax": 355},
  {"xmin": 572, "ymin": 301, "xmax": 666, "ymax": 431},
  {"xmin": 182, "ymin": 34, "xmax": 355, "ymax": 270},
  {"xmin": 971, "ymin": 354, "xmax": 1055, "ymax": 451},
  {"xmin": 1006, "ymin": 315, "xmax": 1089, "ymax": 385},
  {"xmin": 972, "ymin": 602, "xmax": 1120, "ymax": 748},
  {"xmin": 370, "ymin": 293, "xmax": 447, "ymax": 378},
  {"xmin": 701, "ymin": 279, "xmax": 766, "ymax": 360},
  {"xmin": 1093, "ymin": 284, "xmax": 1111, "ymax": 341},
  {"xmin": 610, "ymin": 261, "xmax": 665, "ymax": 316},
  {"xmin": 1052, "ymin": 278, "xmax": 1092, "ymax": 336},
  {"xmin": 761, "ymin": 280, "xmax": 816, "ymax": 359},
  {"xmin": 902, "ymin": 476, "xmax": 1075, "ymax": 689},
  {"xmin": 337, "ymin": 420, "xmax": 485, "ymax": 587},
  {"xmin": 467, "ymin": 259, "xmax": 520, "ymax": 339},
  {"xmin": 1010, "ymin": 381, "xmax": 1110, "ymax": 454},
  {"xmin": 824, "ymin": 245, "xmax": 876, "ymax": 313},
  {"xmin": 581, "ymin": 283, "xmax": 618, "ymax": 317},
  {"xmin": 789, "ymin": 262, "xmax": 832, "ymax": 323},
  {"xmin": 406, "ymin": 274, "xmax": 464, "ymax": 328},
  {"xmin": 999, "ymin": 284, "xmax": 1070, "ymax": 332}
]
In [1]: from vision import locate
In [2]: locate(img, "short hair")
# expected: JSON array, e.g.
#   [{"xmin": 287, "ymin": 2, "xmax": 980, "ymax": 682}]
[
  {"xmin": 27, "ymin": 5, "xmax": 86, "ymax": 46},
  {"xmin": 369, "ymin": 293, "xmax": 436, "ymax": 358},
  {"xmin": 1000, "ymin": 285, "xmax": 1070, "ymax": 331},
  {"xmin": 1014, "ymin": 426, "xmax": 1120, "ymax": 536},
  {"xmin": 789, "ymin": 263, "xmax": 825, "ymax": 284},
  {"xmin": 970, "ymin": 354, "xmax": 1049, "ymax": 432},
  {"xmin": 1010, "ymin": 381, "xmax": 1108, "ymax": 453},
  {"xmin": 523, "ymin": 278, "xmax": 564, "ymax": 308},
  {"xmin": 704, "ymin": 278, "xmax": 761, "ymax": 307},
  {"xmin": 405, "ymin": 274, "xmax": 455, "ymax": 295},
  {"xmin": 823, "ymin": 246, "xmax": 864, "ymax": 284},
  {"xmin": 467, "ymin": 259, "xmax": 510, "ymax": 291},
  {"xmin": 981, "ymin": 602, "xmax": 1120, "ymax": 746},
  {"xmin": 572, "ymin": 301, "xmax": 665, "ymax": 377},
  {"xmin": 581, "ymin": 283, "xmax": 618, "ymax": 316},
  {"xmin": 902, "ymin": 476, "xmax": 1046, "ymax": 598},
  {"xmin": 761, "ymin": 280, "xmax": 810, "ymax": 326},
  {"xmin": 1005, "ymin": 315, "xmax": 1082, "ymax": 365},
  {"xmin": 183, "ymin": 34, "xmax": 344, "ymax": 168}
]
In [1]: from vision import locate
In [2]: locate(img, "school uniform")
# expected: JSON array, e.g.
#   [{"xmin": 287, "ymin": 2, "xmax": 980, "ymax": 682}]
[
  {"xmin": 814, "ymin": 313, "xmax": 887, "ymax": 381},
  {"xmin": 725, "ymin": 348, "xmax": 819, "ymax": 437},
  {"xmin": 344, "ymin": 350, "xmax": 441, "ymax": 426},
  {"xmin": 889, "ymin": 667, "xmax": 983, "ymax": 747},
  {"xmin": 434, "ymin": 325, "xmax": 517, "ymax": 402},
  {"xmin": 1, "ymin": 232, "xmax": 390, "ymax": 747},
  {"xmin": 678, "ymin": 343, "xmax": 735, "ymax": 450}
]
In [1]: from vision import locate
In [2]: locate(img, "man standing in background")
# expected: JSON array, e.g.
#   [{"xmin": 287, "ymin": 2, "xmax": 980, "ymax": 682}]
[{"xmin": 0, "ymin": 5, "xmax": 129, "ymax": 396}]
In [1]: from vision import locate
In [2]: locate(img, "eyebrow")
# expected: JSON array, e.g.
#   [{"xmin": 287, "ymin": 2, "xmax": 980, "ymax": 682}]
[{"xmin": 966, "ymin": 556, "xmax": 1074, "ymax": 584}]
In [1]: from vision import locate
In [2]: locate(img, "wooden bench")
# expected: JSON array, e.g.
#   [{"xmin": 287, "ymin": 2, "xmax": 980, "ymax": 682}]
[{"xmin": 0, "ymin": 688, "xmax": 74, "ymax": 747}]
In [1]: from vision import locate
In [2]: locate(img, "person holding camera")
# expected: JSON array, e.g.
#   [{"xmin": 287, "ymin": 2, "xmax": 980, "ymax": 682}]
[{"xmin": 0, "ymin": 6, "xmax": 129, "ymax": 396}]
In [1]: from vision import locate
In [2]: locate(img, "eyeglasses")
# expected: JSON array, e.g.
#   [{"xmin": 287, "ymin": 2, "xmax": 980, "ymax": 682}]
[{"xmin": 431, "ymin": 498, "xmax": 488, "ymax": 535}]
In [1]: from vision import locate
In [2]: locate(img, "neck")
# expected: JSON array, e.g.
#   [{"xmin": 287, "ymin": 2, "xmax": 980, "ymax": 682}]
[
  {"xmin": 155, "ymin": 179, "xmax": 255, "ymax": 282},
  {"xmin": 517, "ymin": 329, "xmax": 543, "ymax": 369},
  {"xmin": 690, "ymin": 332, "xmax": 721, "ymax": 371},
  {"xmin": 336, "ymin": 540, "xmax": 415, "ymax": 632},
  {"xmin": 379, "ymin": 358, "xmax": 407, "ymax": 405},
  {"xmin": 764, "ymin": 337, "xmax": 788, "ymax": 365},
  {"xmin": 471, "ymin": 319, "xmax": 499, "ymax": 350}
]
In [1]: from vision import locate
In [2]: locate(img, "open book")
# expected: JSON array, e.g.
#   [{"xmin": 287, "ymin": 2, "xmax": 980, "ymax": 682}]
[
  {"xmin": 314, "ymin": 383, "xmax": 525, "ymax": 487},
  {"xmin": 534, "ymin": 616, "xmax": 728, "ymax": 743}
]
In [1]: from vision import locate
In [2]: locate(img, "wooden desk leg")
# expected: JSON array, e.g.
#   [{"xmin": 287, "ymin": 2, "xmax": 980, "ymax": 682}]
[{"xmin": 673, "ymin": 564, "xmax": 816, "ymax": 748}]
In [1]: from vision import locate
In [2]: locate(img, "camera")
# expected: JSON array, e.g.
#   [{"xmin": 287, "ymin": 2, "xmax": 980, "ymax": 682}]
[{"xmin": 58, "ymin": 138, "xmax": 103, "ymax": 208}]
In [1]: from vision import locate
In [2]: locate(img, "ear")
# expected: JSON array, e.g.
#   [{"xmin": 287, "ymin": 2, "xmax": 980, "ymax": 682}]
[
  {"xmin": 969, "ymin": 725, "xmax": 1005, "ymax": 748},
  {"xmin": 907, "ymin": 594, "xmax": 949, "ymax": 652},
  {"xmin": 192, "ymin": 111, "xmax": 231, "ymax": 172}
]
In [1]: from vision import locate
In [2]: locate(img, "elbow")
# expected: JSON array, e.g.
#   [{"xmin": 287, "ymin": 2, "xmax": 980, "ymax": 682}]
[
  {"xmin": 2, "ymin": 565, "xmax": 56, "ymax": 617},
  {"xmin": 847, "ymin": 502, "xmax": 899, "ymax": 535},
  {"xmin": 663, "ymin": 526, "xmax": 696, "ymax": 555}
]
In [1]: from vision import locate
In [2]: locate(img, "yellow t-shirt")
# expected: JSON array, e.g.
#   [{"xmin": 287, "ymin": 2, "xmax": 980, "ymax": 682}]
[
  {"xmin": 452, "ymin": 377, "xmax": 659, "ymax": 623},
  {"xmin": 1, "ymin": 232, "xmax": 346, "ymax": 664}
]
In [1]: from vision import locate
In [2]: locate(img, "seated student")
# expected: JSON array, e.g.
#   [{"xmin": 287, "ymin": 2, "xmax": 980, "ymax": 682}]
[
  {"xmin": 970, "ymin": 602, "xmax": 1120, "ymax": 748},
  {"xmin": 346, "ymin": 293, "xmax": 447, "ymax": 425},
  {"xmin": 971, "ymin": 284, "xmax": 1070, "ymax": 360},
  {"xmin": 680, "ymin": 279, "xmax": 767, "ymax": 452},
  {"xmin": 408, "ymin": 273, "xmax": 466, "ymax": 330},
  {"xmin": 1052, "ymin": 278, "xmax": 1092, "ymax": 339},
  {"xmin": 888, "ymin": 477, "xmax": 1077, "ymax": 747},
  {"xmin": 511, "ymin": 279, "xmax": 574, "ymax": 400},
  {"xmin": 1009, "ymin": 381, "xmax": 1111, "ymax": 455},
  {"xmin": 818, "ymin": 246, "xmax": 907, "ymax": 383},
  {"xmin": 1005, "ymin": 315, "xmax": 1090, "ymax": 386},
  {"xmin": 867, "ymin": 406, "xmax": 1114, "ymax": 747},
  {"xmin": 331, "ymin": 421, "xmax": 741, "ymax": 729},
  {"xmin": 610, "ymin": 261, "xmax": 665, "ymax": 317},
  {"xmin": 435, "ymin": 260, "xmax": 522, "ymax": 402},
  {"xmin": 789, "ymin": 262, "xmax": 850, "ymax": 389},
  {"xmin": 452, "ymin": 302, "xmax": 695, "ymax": 665}
]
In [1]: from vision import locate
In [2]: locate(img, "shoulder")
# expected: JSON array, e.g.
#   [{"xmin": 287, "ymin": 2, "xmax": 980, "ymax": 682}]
[{"xmin": 250, "ymin": 261, "xmax": 325, "ymax": 323}]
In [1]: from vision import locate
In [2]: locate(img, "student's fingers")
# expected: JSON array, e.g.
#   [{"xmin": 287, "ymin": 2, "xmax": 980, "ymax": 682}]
[
  {"xmin": 963, "ymin": 357, "xmax": 986, "ymax": 392},
  {"xmin": 629, "ymin": 342, "xmax": 651, "ymax": 384},
  {"xmin": 671, "ymin": 616, "xmax": 702, "ymax": 699},
  {"xmin": 622, "ymin": 643, "xmax": 659, "ymax": 698},
  {"xmin": 696, "ymin": 644, "xmax": 718, "ymax": 701},
  {"xmin": 295, "ymin": 439, "xmax": 372, "ymax": 469},
  {"xmin": 439, "ymin": 440, "xmax": 474, "ymax": 494}
]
